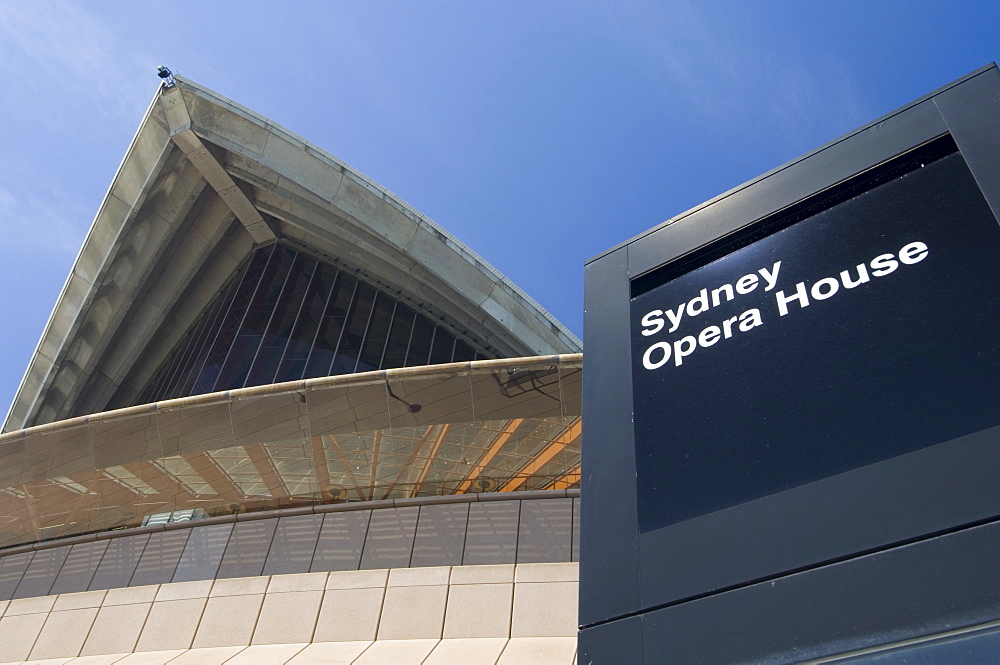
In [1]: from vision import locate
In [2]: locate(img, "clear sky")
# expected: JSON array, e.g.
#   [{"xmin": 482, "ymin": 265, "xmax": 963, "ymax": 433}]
[{"xmin": 1, "ymin": 0, "xmax": 999, "ymax": 418}]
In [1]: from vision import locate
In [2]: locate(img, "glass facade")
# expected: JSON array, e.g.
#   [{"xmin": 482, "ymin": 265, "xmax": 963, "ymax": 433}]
[
  {"xmin": 0, "ymin": 356, "xmax": 582, "ymax": 549},
  {"xmin": 138, "ymin": 243, "xmax": 492, "ymax": 405}
]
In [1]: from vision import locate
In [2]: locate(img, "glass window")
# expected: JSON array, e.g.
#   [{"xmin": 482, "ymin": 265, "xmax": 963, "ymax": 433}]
[
  {"xmin": 134, "ymin": 243, "xmax": 496, "ymax": 403},
  {"xmin": 213, "ymin": 245, "xmax": 296, "ymax": 391},
  {"xmin": 429, "ymin": 327, "xmax": 456, "ymax": 365},
  {"xmin": 191, "ymin": 244, "xmax": 275, "ymax": 394},
  {"xmin": 244, "ymin": 253, "xmax": 317, "ymax": 387},
  {"xmin": 405, "ymin": 315, "xmax": 434, "ymax": 367},
  {"xmin": 356, "ymin": 295, "xmax": 395, "ymax": 373},
  {"xmin": 166, "ymin": 263, "xmax": 247, "ymax": 399},
  {"xmin": 330, "ymin": 282, "xmax": 376, "ymax": 375},
  {"xmin": 453, "ymin": 339, "xmax": 476, "ymax": 362},
  {"xmin": 275, "ymin": 263, "xmax": 338, "ymax": 382},
  {"xmin": 381, "ymin": 304, "xmax": 415, "ymax": 369},
  {"xmin": 304, "ymin": 272, "xmax": 356, "ymax": 379},
  {"xmin": 138, "ymin": 257, "xmax": 251, "ymax": 404}
]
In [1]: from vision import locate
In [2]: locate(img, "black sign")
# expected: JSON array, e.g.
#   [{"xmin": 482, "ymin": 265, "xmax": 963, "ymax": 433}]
[
  {"xmin": 583, "ymin": 67, "xmax": 1000, "ymax": 664},
  {"xmin": 630, "ymin": 147, "xmax": 1000, "ymax": 534}
]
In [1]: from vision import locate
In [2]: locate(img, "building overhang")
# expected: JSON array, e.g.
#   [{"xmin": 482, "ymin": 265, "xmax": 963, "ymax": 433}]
[{"xmin": 5, "ymin": 77, "xmax": 580, "ymax": 431}]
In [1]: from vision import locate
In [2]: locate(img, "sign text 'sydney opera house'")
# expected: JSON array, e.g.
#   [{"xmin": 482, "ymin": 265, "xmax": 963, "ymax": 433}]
[{"xmin": 0, "ymin": 76, "xmax": 583, "ymax": 665}]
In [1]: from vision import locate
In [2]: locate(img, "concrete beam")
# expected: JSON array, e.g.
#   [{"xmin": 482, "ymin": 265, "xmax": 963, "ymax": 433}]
[{"xmin": 160, "ymin": 86, "xmax": 275, "ymax": 244}]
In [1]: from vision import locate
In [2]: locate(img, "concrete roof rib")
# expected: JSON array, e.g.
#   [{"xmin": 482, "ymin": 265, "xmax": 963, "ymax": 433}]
[{"xmin": 3, "ymin": 76, "xmax": 581, "ymax": 432}]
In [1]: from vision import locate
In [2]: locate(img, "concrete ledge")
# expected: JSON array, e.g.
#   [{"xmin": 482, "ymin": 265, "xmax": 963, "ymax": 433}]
[{"xmin": 1, "ymin": 355, "xmax": 582, "ymax": 443}]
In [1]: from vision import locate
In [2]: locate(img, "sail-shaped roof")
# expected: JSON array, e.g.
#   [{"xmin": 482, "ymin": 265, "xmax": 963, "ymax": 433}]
[{"xmin": 4, "ymin": 77, "xmax": 580, "ymax": 432}]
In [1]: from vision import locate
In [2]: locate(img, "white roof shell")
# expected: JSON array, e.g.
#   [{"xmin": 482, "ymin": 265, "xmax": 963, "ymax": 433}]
[{"xmin": 4, "ymin": 77, "xmax": 580, "ymax": 431}]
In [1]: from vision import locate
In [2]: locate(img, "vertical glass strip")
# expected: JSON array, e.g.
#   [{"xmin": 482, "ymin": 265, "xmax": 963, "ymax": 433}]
[
  {"xmin": 329, "ymin": 282, "xmax": 376, "ymax": 375},
  {"xmin": 380, "ymin": 304, "xmax": 415, "ymax": 370},
  {"xmin": 158, "ymin": 284, "xmax": 231, "ymax": 399},
  {"xmin": 303, "ymin": 272, "xmax": 356, "ymax": 379},
  {"xmin": 160, "ymin": 259, "xmax": 251, "ymax": 400},
  {"xmin": 453, "ymin": 339, "xmax": 476, "ymax": 362},
  {"xmin": 429, "ymin": 327, "xmax": 457, "ymax": 365},
  {"xmin": 141, "ymin": 340, "xmax": 183, "ymax": 405},
  {"xmin": 213, "ymin": 246, "xmax": 296, "ymax": 391},
  {"xmin": 244, "ymin": 253, "xmax": 317, "ymax": 388},
  {"xmin": 405, "ymin": 315, "xmax": 435, "ymax": 367},
  {"xmin": 275, "ymin": 264, "xmax": 338, "ymax": 382},
  {"xmin": 356, "ymin": 296, "xmax": 396, "ymax": 373},
  {"xmin": 192, "ymin": 245, "xmax": 276, "ymax": 394}
]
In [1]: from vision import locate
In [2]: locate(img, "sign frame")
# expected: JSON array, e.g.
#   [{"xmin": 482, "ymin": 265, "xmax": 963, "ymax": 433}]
[{"xmin": 581, "ymin": 64, "xmax": 1000, "ymax": 663}]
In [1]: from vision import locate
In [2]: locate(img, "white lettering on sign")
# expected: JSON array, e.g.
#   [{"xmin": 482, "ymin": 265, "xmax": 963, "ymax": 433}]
[
  {"xmin": 774, "ymin": 242, "xmax": 928, "ymax": 315},
  {"xmin": 641, "ymin": 261, "xmax": 781, "ymax": 336},
  {"xmin": 641, "ymin": 309, "xmax": 763, "ymax": 370},
  {"xmin": 638, "ymin": 242, "xmax": 928, "ymax": 370}
]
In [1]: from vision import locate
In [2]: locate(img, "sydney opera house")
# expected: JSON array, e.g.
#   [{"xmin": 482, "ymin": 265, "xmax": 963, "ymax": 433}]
[{"xmin": 0, "ymin": 76, "xmax": 582, "ymax": 664}]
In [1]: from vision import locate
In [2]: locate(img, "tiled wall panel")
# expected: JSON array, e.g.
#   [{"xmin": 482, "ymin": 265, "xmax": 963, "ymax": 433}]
[{"xmin": 0, "ymin": 562, "xmax": 579, "ymax": 663}]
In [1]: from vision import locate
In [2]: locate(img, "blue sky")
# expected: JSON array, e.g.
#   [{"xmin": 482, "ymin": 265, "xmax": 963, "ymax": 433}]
[{"xmin": 1, "ymin": 0, "xmax": 998, "ymax": 416}]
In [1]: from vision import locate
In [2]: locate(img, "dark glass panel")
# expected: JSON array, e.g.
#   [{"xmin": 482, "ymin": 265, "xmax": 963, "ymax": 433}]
[
  {"xmin": 171, "ymin": 523, "xmax": 233, "ymax": 583},
  {"xmin": 215, "ymin": 519, "xmax": 278, "ymax": 579},
  {"xmin": 192, "ymin": 245, "xmax": 275, "ymax": 394},
  {"xmin": 49, "ymin": 541, "xmax": 108, "ymax": 595},
  {"xmin": 134, "ymin": 243, "xmax": 499, "ymax": 404},
  {"xmin": 410, "ymin": 503, "xmax": 469, "ymax": 567},
  {"xmin": 275, "ymin": 264, "xmax": 338, "ymax": 382},
  {"xmin": 140, "ymin": 326, "xmax": 183, "ymax": 403},
  {"xmin": 213, "ymin": 246, "xmax": 296, "ymax": 391},
  {"xmin": 156, "ymin": 258, "xmax": 251, "ymax": 402},
  {"xmin": 12, "ymin": 547, "xmax": 69, "ymax": 598},
  {"xmin": 356, "ymin": 295, "xmax": 395, "ymax": 373},
  {"xmin": 405, "ymin": 315, "xmax": 434, "ymax": 367},
  {"xmin": 129, "ymin": 529, "xmax": 191, "ymax": 586},
  {"xmin": 310, "ymin": 511, "xmax": 370, "ymax": 572},
  {"xmin": 463, "ymin": 500, "xmax": 520, "ymax": 565},
  {"xmin": 516, "ymin": 498, "xmax": 573, "ymax": 563},
  {"xmin": 159, "ymin": 275, "xmax": 237, "ymax": 400},
  {"xmin": 304, "ymin": 272, "xmax": 356, "ymax": 379},
  {"xmin": 262, "ymin": 514, "xmax": 324, "ymax": 575},
  {"xmin": 0, "ymin": 552, "xmax": 33, "ymax": 601},
  {"xmin": 381, "ymin": 305, "xmax": 415, "ymax": 370},
  {"xmin": 245, "ymin": 253, "xmax": 317, "ymax": 387},
  {"xmin": 358, "ymin": 506, "xmax": 418, "ymax": 569},
  {"xmin": 330, "ymin": 282, "xmax": 376, "ymax": 375},
  {"xmin": 89, "ymin": 534, "xmax": 149, "ymax": 590},
  {"xmin": 453, "ymin": 339, "xmax": 476, "ymax": 362},
  {"xmin": 429, "ymin": 327, "xmax": 456, "ymax": 365}
]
